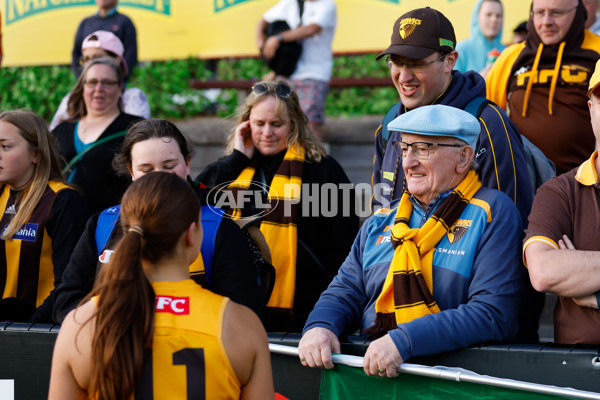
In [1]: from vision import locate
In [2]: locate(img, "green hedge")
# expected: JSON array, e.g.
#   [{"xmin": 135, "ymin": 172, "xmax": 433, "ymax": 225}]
[{"xmin": 0, "ymin": 55, "xmax": 397, "ymax": 122}]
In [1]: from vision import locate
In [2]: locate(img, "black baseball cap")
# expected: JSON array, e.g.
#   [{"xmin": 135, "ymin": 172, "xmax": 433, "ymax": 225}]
[
  {"xmin": 513, "ymin": 21, "xmax": 528, "ymax": 34},
  {"xmin": 376, "ymin": 7, "xmax": 456, "ymax": 60}
]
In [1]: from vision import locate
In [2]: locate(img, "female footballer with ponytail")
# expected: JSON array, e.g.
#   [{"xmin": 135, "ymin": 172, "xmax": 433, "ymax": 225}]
[{"xmin": 48, "ymin": 172, "xmax": 273, "ymax": 399}]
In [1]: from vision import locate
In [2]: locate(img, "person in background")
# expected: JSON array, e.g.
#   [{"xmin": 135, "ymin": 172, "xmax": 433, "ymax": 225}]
[
  {"xmin": 486, "ymin": 0, "xmax": 600, "ymax": 175},
  {"xmin": 48, "ymin": 172, "xmax": 274, "ymax": 399},
  {"xmin": 53, "ymin": 119, "xmax": 264, "ymax": 324},
  {"xmin": 71, "ymin": 0, "xmax": 137, "ymax": 78},
  {"xmin": 371, "ymin": 7, "xmax": 539, "ymax": 342},
  {"xmin": 0, "ymin": 11, "xmax": 3, "ymax": 67},
  {"xmin": 583, "ymin": 0, "xmax": 600, "ymax": 35},
  {"xmin": 299, "ymin": 105, "xmax": 523, "ymax": 377},
  {"xmin": 512, "ymin": 21, "xmax": 529, "ymax": 43},
  {"xmin": 198, "ymin": 81, "xmax": 359, "ymax": 332},
  {"xmin": 52, "ymin": 30, "xmax": 149, "ymax": 131},
  {"xmin": 257, "ymin": 0, "xmax": 337, "ymax": 141},
  {"xmin": 523, "ymin": 59, "xmax": 600, "ymax": 346},
  {"xmin": 52, "ymin": 57, "xmax": 143, "ymax": 215},
  {"xmin": 0, "ymin": 110, "xmax": 88, "ymax": 323},
  {"xmin": 455, "ymin": 0, "xmax": 506, "ymax": 77}
]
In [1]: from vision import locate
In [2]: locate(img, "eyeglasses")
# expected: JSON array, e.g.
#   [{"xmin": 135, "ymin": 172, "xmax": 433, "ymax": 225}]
[
  {"xmin": 386, "ymin": 53, "xmax": 447, "ymax": 73},
  {"xmin": 393, "ymin": 140, "xmax": 463, "ymax": 159},
  {"xmin": 252, "ymin": 82, "xmax": 293, "ymax": 98},
  {"xmin": 84, "ymin": 79, "xmax": 119, "ymax": 88},
  {"xmin": 530, "ymin": 6, "xmax": 577, "ymax": 20}
]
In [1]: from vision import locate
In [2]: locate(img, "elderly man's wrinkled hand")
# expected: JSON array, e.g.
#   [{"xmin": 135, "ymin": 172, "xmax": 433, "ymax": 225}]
[
  {"xmin": 298, "ymin": 327, "xmax": 340, "ymax": 369},
  {"xmin": 363, "ymin": 334, "xmax": 403, "ymax": 378}
]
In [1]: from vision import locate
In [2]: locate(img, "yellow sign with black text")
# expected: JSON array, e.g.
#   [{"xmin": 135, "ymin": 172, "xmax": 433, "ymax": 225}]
[{"xmin": 0, "ymin": 0, "xmax": 530, "ymax": 67}]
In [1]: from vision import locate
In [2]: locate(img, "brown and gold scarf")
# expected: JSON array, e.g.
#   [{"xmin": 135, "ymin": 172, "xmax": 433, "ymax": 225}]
[
  {"xmin": 229, "ymin": 145, "xmax": 304, "ymax": 310},
  {"xmin": 365, "ymin": 170, "xmax": 481, "ymax": 338}
]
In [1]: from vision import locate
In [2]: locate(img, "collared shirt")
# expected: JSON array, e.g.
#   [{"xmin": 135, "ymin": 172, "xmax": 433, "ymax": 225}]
[{"xmin": 524, "ymin": 151, "xmax": 600, "ymax": 345}]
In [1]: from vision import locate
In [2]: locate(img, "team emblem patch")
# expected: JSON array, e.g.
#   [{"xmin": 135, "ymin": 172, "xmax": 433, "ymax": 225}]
[
  {"xmin": 399, "ymin": 17, "xmax": 421, "ymax": 39},
  {"xmin": 447, "ymin": 219, "xmax": 472, "ymax": 244}
]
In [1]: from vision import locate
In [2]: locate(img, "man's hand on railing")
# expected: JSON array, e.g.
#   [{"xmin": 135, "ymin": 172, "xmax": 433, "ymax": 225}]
[{"xmin": 298, "ymin": 327, "xmax": 341, "ymax": 370}]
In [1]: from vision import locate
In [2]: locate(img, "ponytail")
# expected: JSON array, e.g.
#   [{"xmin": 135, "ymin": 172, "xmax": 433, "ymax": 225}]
[
  {"xmin": 82, "ymin": 172, "xmax": 200, "ymax": 399},
  {"xmin": 88, "ymin": 228, "xmax": 154, "ymax": 399}
]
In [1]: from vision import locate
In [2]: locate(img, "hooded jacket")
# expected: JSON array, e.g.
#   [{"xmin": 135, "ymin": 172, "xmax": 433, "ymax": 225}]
[
  {"xmin": 372, "ymin": 70, "xmax": 534, "ymax": 229},
  {"xmin": 455, "ymin": 0, "xmax": 506, "ymax": 74},
  {"xmin": 486, "ymin": 0, "xmax": 600, "ymax": 174}
]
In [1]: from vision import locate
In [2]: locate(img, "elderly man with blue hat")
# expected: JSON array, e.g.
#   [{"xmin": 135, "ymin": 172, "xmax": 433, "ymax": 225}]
[{"xmin": 298, "ymin": 104, "xmax": 523, "ymax": 377}]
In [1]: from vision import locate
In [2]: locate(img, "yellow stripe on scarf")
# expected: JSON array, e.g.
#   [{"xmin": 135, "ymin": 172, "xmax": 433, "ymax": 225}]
[
  {"xmin": 366, "ymin": 170, "xmax": 481, "ymax": 337},
  {"xmin": 228, "ymin": 145, "xmax": 305, "ymax": 310}
]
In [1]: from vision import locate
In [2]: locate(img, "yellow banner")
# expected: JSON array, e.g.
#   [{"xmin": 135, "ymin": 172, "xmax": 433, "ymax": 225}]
[{"xmin": 0, "ymin": 0, "xmax": 530, "ymax": 67}]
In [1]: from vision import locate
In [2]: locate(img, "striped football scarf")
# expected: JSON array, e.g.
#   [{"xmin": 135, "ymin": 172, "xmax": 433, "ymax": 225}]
[
  {"xmin": 229, "ymin": 145, "xmax": 304, "ymax": 310},
  {"xmin": 365, "ymin": 170, "xmax": 481, "ymax": 338}
]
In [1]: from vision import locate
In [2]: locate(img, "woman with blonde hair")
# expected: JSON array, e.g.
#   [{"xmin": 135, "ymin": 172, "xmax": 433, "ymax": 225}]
[
  {"xmin": 0, "ymin": 109, "xmax": 87, "ymax": 323},
  {"xmin": 198, "ymin": 81, "xmax": 359, "ymax": 332},
  {"xmin": 48, "ymin": 172, "xmax": 273, "ymax": 399}
]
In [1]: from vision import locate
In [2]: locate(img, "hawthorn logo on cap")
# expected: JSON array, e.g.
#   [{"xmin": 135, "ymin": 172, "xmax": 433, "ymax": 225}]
[{"xmin": 399, "ymin": 18, "xmax": 421, "ymax": 40}]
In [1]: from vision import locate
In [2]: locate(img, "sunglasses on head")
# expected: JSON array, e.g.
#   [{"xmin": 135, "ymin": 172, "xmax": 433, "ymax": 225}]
[{"xmin": 252, "ymin": 82, "xmax": 293, "ymax": 98}]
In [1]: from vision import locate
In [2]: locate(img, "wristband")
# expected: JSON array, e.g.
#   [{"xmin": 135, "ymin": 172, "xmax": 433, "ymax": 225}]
[
  {"xmin": 276, "ymin": 33, "xmax": 283, "ymax": 43},
  {"xmin": 596, "ymin": 292, "xmax": 600, "ymax": 312}
]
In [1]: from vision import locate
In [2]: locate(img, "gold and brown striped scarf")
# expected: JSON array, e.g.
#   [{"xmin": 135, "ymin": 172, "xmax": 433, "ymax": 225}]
[
  {"xmin": 229, "ymin": 145, "xmax": 304, "ymax": 310},
  {"xmin": 365, "ymin": 170, "xmax": 481, "ymax": 338}
]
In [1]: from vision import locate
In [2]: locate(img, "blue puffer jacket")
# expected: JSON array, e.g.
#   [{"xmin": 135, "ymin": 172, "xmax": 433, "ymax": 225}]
[
  {"xmin": 304, "ymin": 186, "xmax": 523, "ymax": 361},
  {"xmin": 371, "ymin": 70, "xmax": 534, "ymax": 229}
]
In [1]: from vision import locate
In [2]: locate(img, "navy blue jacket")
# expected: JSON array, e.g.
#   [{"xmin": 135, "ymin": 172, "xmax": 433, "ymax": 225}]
[{"xmin": 372, "ymin": 70, "xmax": 534, "ymax": 228}]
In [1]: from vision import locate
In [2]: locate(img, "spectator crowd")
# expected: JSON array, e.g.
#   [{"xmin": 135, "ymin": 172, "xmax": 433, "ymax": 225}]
[{"xmin": 1, "ymin": 0, "xmax": 600, "ymax": 398}]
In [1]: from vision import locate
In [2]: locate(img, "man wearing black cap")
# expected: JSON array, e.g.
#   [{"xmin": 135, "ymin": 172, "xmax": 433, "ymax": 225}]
[
  {"xmin": 371, "ymin": 7, "xmax": 539, "ymax": 343},
  {"xmin": 513, "ymin": 21, "xmax": 529, "ymax": 43}
]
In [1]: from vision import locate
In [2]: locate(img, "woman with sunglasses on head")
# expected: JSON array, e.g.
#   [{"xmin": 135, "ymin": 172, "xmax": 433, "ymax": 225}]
[
  {"xmin": 48, "ymin": 172, "xmax": 274, "ymax": 400},
  {"xmin": 50, "ymin": 30, "xmax": 150, "ymax": 131},
  {"xmin": 51, "ymin": 57, "xmax": 143, "ymax": 215},
  {"xmin": 0, "ymin": 110, "xmax": 88, "ymax": 324},
  {"xmin": 53, "ymin": 119, "xmax": 264, "ymax": 325},
  {"xmin": 198, "ymin": 81, "xmax": 359, "ymax": 332}
]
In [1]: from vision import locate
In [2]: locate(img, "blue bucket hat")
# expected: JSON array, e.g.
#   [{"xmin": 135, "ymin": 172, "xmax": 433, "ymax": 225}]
[{"xmin": 387, "ymin": 104, "xmax": 480, "ymax": 149}]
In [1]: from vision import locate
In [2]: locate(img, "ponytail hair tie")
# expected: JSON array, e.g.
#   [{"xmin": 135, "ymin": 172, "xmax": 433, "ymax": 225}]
[{"xmin": 128, "ymin": 225, "xmax": 144, "ymax": 237}]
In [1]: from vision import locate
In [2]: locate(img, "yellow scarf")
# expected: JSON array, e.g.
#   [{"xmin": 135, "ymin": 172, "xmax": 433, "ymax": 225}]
[
  {"xmin": 365, "ymin": 170, "xmax": 481, "ymax": 338},
  {"xmin": 229, "ymin": 145, "xmax": 304, "ymax": 310}
]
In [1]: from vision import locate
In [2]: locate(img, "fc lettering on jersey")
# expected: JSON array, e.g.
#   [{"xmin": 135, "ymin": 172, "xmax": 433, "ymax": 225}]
[{"xmin": 156, "ymin": 296, "xmax": 190, "ymax": 315}]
